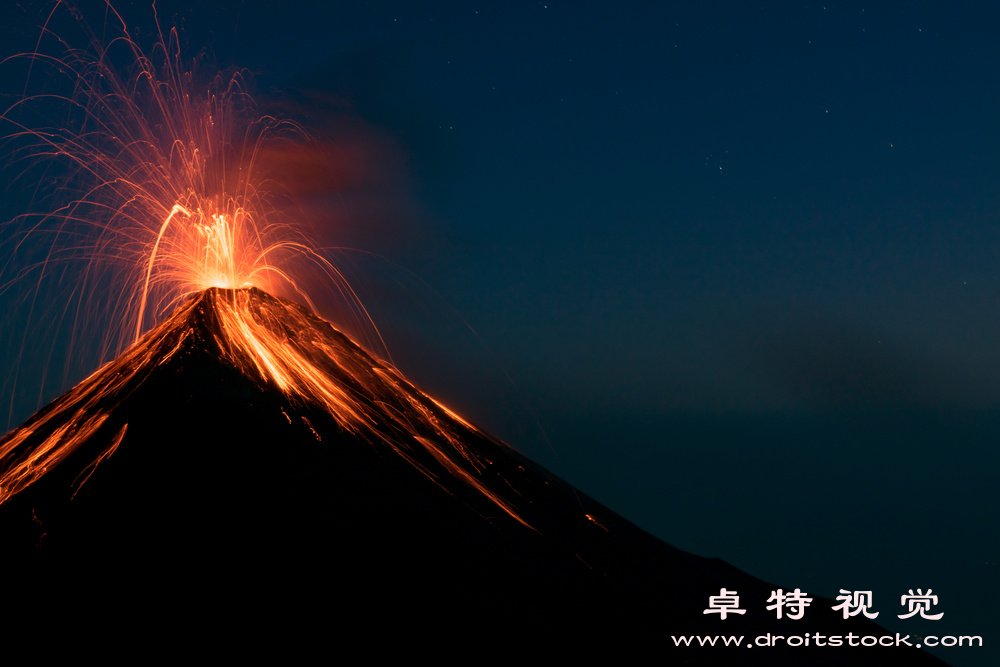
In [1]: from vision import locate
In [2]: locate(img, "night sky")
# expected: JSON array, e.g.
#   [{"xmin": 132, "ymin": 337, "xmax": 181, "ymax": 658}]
[{"xmin": 1, "ymin": 2, "xmax": 997, "ymax": 663}]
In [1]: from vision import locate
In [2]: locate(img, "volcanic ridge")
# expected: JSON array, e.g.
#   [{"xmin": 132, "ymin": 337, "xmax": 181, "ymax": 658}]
[{"xmin": 0, "ymin": 288, "xmax": 947, "ymax": 663}]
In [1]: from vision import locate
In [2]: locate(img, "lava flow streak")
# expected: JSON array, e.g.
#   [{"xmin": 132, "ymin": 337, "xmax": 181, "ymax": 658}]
[
  {"xmin": 0, "ymin": 288, "xmax": 531, "ymax": 528},
  {"xmin": 0, "ymin": 4, "xmax": 531, "ymax": 528}
]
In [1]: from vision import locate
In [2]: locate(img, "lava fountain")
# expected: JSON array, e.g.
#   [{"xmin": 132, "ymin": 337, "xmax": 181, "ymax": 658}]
[
  {"xmin": 0, "ymin": 3, "xmax": 379, "ymax": 345},
  {"xmin": 0, "ymin": 3, "xmax": 525, "ymax": 524}
]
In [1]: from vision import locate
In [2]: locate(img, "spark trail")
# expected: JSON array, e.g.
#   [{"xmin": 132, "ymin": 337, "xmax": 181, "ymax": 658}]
[
  {"xmin": 0, "ymin": 3, "xmax": 530, "ymax": 528},
  {"xmin": 1, "ymin": 2, "xmax": 380, "ymax": 356}
]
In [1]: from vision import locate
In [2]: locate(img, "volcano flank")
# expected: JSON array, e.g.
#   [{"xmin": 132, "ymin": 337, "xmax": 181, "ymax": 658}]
[{"xmin": 0, "ymin": 288, "xmax": 947, "ymax": 663}]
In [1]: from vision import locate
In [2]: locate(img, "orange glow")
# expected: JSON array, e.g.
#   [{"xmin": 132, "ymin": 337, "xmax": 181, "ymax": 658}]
[
  {"xmin": 0, "ymin": 288, "xmax": 532, "ymax": 530},
  {"xmin": 0, "ymin": 6, "xmax": 534, "ymax": 530},
  {"xmin": 1, "ymin": 3, "xmax": 384, "ymax": 361}
]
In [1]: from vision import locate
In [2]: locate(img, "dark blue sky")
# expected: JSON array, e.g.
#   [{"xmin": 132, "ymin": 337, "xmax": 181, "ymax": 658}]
[{"xmin": 2, "ymin": 3, "xmax": 997, "ymax": 663}]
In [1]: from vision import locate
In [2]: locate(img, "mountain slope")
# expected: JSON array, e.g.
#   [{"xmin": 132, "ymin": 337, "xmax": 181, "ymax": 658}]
[{"xmin": 0, "ymin": 288, "xmax": 947, "ymax": 663}]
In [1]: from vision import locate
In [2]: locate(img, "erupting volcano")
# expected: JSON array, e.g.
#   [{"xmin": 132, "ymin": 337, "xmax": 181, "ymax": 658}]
[{"xmin": 0, "ymin": 6, "xmax": 950, "ymax": 662}]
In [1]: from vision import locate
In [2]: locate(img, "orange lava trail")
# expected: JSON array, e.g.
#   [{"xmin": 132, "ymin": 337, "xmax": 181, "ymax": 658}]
[{"xmin": 0, "ymin": 5, "xmax": 532, "ymax": 530}]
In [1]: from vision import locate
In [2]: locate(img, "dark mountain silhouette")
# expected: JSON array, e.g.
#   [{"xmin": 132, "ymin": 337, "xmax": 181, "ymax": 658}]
[{"xmin": 0, "ymin": 288, "xmax": 946, "ymax": 663}]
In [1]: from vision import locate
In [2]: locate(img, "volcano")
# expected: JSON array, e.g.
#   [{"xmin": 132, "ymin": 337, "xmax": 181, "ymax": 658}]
[{"xmin": 0, "ymin": 288, "xmax": 946, "ymax": 663}]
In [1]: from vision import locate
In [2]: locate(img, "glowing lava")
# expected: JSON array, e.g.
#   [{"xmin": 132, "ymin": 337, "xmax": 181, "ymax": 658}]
[
  {"xmin": 0, "ymin": 287, "xmax": 531, "ymax": 529},
  {"xmin": 1, "ymin": 3, "xmax": 383, "ymax": 362},
  {"xmin": 0, "ymin": 5, "xmax": 526, "ymax": 523}
]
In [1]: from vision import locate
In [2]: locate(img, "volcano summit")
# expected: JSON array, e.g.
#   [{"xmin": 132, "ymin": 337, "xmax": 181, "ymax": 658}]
[{"xmin": 0, "ymin": 289, "xmax": 947, "ymax": 663}]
